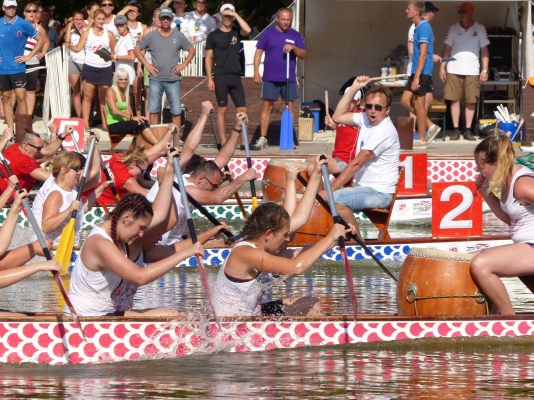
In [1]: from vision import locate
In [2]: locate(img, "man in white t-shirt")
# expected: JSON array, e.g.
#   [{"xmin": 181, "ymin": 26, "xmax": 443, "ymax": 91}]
[
  {"xmin": 440, "ymin": 1, "xmax": 490, "ymax": 141},
  {"xmin": 186, "ymin": 0, "xmax": 217, "ymax": 43},
  {"xmin": 325, "ymin": 76, "xmax": 400, "ymax": 236}
]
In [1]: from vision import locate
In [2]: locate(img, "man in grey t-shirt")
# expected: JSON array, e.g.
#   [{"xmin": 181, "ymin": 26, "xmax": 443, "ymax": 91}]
[{"xmin": 134, "ymin": 7, "xmax": 196, "ymax": 128}]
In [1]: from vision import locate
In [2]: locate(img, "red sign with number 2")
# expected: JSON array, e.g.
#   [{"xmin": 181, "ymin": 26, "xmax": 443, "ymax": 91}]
[{"xmin": 432, "ymin": 181, "xmax": 482, "ymax": 238}]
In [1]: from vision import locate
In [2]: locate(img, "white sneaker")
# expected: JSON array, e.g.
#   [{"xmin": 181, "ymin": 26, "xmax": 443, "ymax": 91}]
[
  {"xmin": 427, "ymin": 125, "xmax": 442, "ymax": 143},
  {"xmin": 251, "ymin": 136, "xmax": 268, "ymax": 150},
  {"xmin": 413, "ymin": 139, "xmax": 427, "ymax": 148}
]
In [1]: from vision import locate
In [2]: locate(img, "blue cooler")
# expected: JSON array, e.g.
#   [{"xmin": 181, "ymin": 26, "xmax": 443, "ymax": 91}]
[
  {"xmin": 302, "ymin": 102, "xmax": 321, "ymax": 132},
  {"xmin": 499, "ymin": 121, "xmax": 519, "ymax": 141}
]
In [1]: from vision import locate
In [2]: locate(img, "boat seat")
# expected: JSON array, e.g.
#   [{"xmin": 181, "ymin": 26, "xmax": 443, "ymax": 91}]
[{"xmin": 362, "ymin": 167, "xmax": 404, "ymax": 241}]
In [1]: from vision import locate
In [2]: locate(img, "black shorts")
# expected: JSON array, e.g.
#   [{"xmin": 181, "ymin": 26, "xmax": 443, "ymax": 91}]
[
  {"xmin": 104, "ymin": 310, "xmax": 126, "ymax": 316},
  {"xmin": 214, "ymin": 73, "xmax": 246, "ymax": 108},
  {"xmin": 26, "ymin": 68, "xmax": 39, "ymax": 91},
  {"xmin": 0, "ymin": 72, "xmax": 27, "ymax": 91},
  {"xmin": 261, "ymin": 299, "xmax": 285, "ymax": 316},
  {"xmin": 406, "ymin": 74, "xmax": 434, "ymax": 96},
  {"xmin": 108, "ymin": 119, "xmax": 149, "ymax": 136}
]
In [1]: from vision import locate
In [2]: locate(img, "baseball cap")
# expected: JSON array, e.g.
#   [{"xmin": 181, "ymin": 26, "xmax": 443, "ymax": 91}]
[
  {"xmin": 115, "ymin": 15, "xmax": 127, "ymax": 25},
  {"xmin": 3, "ymin": 0, "xmax": 17, "ymax": 7},
  {"xmin": 127, "ymin": 0, "xmax": 137, "ymax": 4},
  {"xmin": 220, "ymin": 4, "xmax": 235, "ymax": 13},
  {"xmin": 344, "ymin": 87, "xmax": 362, "ymax": 102},
  {"xmin": 159, "ymin": 7, "xmax": 173, "ymax": 19},
  {"xmin": 424, "ymin": 2, "xmax": 439, "ymax": 13},
  {"xmin": 457, "ymin": 2, "xmax": 474, "ymax": 12}
]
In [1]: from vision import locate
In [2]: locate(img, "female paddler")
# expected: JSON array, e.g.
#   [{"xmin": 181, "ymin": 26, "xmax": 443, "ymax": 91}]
[
  {"xmin": 65, "ymin": 148, "xmax": 227, "ymax": 317},
  {"xmin": 213, "ymin": 157, "xmax": 350, "ymax": 317},
  {"xmin": 32, "ymin": 132, "xmax": 112, "ymax": 247},
  {"xmin": 471, "ymin": 134, "xmax": 534, "ymax": 314}
]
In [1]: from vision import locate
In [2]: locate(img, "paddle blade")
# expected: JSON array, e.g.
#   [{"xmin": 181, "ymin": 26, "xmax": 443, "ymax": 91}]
[
  {"xmin": 195, "ymin": 253, "xmax": 220, "ymax": 329},
  {"xmin": 55, "ymin": 218, "xmax": 76, "ymax": 275},
  {"xmin": 53, "ymin": 272, "xmax": 85, "ymax": 341},
  {"xmin": 252, "ymin": 197, "xmax": 258, "ymax": 210},
  {"xmin": 114, "ymin": 194, "xmax": 120, "ymax": 204},
  {"xmin": 279, "ymin": 106, "xmax": 293, "ymax": 150},
  {"xmin": 340, "ymin": 247, "xmax": 358, "ymax": 322}
]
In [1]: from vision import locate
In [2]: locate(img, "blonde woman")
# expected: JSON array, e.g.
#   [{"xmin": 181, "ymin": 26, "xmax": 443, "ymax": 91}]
[
  {"xmin": 96, "ymin": 124, "xmax": 175, "ymax": 203},
  {"xmin": 68, "ymin": 9, "xmax": 116, "ymax": 129},
  {"xmin": 471, "ymin": 135, "xmax": 534, "ymax": 314},
  {"xmin": 105, "ymin": 68, "xmax": 158, "ymax": 147},
  {"xmin": 31, "ymin": 133, "xmax": 111, "ymax": 246}
]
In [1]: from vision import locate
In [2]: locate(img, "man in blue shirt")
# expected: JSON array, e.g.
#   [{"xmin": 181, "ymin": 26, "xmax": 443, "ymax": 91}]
[
  {"xmin": 0, "ymin": 0, "xmax": 44, "ymax": 131},
  {"xmin": 401, "ymin": 1, "xmax": 435, "ymax": 148}
]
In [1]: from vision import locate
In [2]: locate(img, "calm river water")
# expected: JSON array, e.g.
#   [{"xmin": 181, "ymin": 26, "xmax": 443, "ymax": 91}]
[{"xmin": 1, "ymin": 214, "xmax": 532, "ymax": 398}]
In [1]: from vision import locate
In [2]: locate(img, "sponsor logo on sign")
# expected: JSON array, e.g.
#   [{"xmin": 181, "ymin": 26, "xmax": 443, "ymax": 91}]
[
  {"xmin": 465, "ymin": 243, "xmax": 490, "ymax": 252},
  {"xmin": 447, "ymin": 245, "xmax": 459, "ymax": 252},
  {"xmin": 413, "ymin": 200, "xmax": 431, "ymax": 215}
]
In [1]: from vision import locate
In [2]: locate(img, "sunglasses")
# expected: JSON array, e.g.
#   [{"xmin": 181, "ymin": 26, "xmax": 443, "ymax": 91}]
[
  {"xmin": 5, "ymin": 6, "xmax": 16, "ymax": 10},
  {"xmin": 70, "ymin": 166, "xmax": 82, "ymax": 172},
  {"xmin": 365, "ymin": 104, "xmax": 388, "ymax": 111},
  {"xmin": 25, "ymin": 9, "xmax": 37, "ymax": 13},
  {"xmin": 136, "ymin": 163, "xmax": 147, "ymax": 175},
  {"xmin": 102, "ymin": 3, "xmax": 113, "ymax": 7},
  {"xmin": 204, "ymin": 176, "xmax": 219, "ymax": 189},
  {"xmin": 457, "ymin": 10, "xmax": 467, "ymax": 14},
  {"xmin": 160, "ymin": 16, "xmax": 172, "ymax": 20},
  {"xmin": 24, "ymin": 142, "xmax": 43, "ymax": 151},
  {"xmin": 117, "ymin": 78, "xmax": 129, "ymax": 82}
]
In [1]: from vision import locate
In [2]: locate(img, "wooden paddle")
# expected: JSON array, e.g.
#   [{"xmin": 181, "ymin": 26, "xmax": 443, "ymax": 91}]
[
  {"xmin": 319, "ymin": 155, "xmax": 358, "ymax": 322},
  {"xmin": 208, "ymin": 110, "xmax": 247, "ymax": 218},
  {"xmin": 171, "ymin": 151, "xmax": 220, "ymax": 326},
  {"xmin": 369, "ymin": 74, "xmax": 407, "ymax": 82},
  {"xmin": 325, "ymin": 90, "xmax": 329, "ymax": 131},
  {"xmin": 241, "ymin": 121, "xmax": 258, "ymax": 210},
  {"xmin": 296, "ymin": 173, "xmax": 398, "ymax": 282},
  {"xmin": 0, "ymin": 151, "xmax": 86, "ymax": 340},
  {"xmin": 55, "ymin": 136, "xmax": 98, "ymax": 275}
]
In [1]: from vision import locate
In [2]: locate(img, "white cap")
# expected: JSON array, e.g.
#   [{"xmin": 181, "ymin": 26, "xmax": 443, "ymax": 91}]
[
  {"xmin": 220, "ymin": 3, "xmax": 235, "ymax": 13},
  {"xmin": 3, "ymin": 0, "xmax": 17, "ymax": 7},
  {"xmin": 345, "ymin": 87, "xmax": 362, "ymax": 101}
]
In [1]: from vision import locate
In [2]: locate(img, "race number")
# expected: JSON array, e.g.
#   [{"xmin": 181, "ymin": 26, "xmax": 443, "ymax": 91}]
[
  {"xmin": 431, "ymin": 182, "xmax": 482, "ymax": 238},
  {"xmin": 398, "ymin": 153, "xmax": 427, "ymax": 195},
  {"xmin": 52, "ymin": 118, "xmax": 85, "ymax": 152}
]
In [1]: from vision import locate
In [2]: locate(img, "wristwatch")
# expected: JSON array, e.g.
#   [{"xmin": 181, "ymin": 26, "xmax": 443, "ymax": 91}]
[
  {"xmin": 481, "ymin": 70, "xmax": 489, "ymax": 73},
  {"xmin": 58, "ymin": 134, "xmax": 66, "ymax": 140}
]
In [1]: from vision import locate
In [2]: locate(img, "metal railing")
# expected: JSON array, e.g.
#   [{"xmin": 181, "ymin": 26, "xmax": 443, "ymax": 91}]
[{"xmin": 179, "ymin": 40, "xmax": 205, "ymax": 77}]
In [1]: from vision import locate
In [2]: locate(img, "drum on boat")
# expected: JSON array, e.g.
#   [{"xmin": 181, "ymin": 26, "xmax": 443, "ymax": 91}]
[
  {"xmin": 290, "ymin": 194, "xmax": 334, "ymax": 246},
  {"xmin": 396, "ymin": 248, "xmax": 489, "ymax": 316},
  {"xmin": 262, "ymin": 159, "xmax": 309, "ymax": 201}
]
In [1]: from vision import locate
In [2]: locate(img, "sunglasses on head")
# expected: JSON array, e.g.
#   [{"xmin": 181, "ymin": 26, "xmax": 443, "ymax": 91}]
[{"xmin": 365, "ymin": 104, "xmax": 388, "ymax": 111}]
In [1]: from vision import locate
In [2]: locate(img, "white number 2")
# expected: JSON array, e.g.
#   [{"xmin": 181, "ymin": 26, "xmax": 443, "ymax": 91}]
[
  {"xmin": 439, "ymin": 185, "xmax": 473, "ymax": 229},
  {"xmin": 399, "ymin": 156, "xmax": 413, "ymax": 189}
]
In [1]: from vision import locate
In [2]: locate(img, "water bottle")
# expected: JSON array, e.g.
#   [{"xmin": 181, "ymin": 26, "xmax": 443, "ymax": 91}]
[
  {"xmin": 389, "ymin": 65, "xmax": 397, "ymax": 82},
  {"xmin": 381, "ymin": 60, "xmax": 388, "ymax": 79}
]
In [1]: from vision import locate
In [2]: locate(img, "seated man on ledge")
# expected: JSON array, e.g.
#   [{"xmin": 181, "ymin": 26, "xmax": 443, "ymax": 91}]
[{"xmin": 319, "ymin": 76, "xmax": 400, "ymax": 239}]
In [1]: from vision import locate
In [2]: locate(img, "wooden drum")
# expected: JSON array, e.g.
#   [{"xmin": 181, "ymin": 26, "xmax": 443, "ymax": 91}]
[
  {"xmin": 396, "ymin": 248, "xmax": 488, "ymax": 316},
  {"xmin": 290, "ymin": 194, "xmax": 334, "ymax": 246},
  {"xmin": 262, "ymin": 159, "xmax": 309, "ymax": 202}
]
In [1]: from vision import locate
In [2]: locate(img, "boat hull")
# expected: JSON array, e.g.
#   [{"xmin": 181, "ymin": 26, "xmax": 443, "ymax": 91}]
[{"xmin": 1, "ymin": 314, "xmax": 533, "ymax": 365}]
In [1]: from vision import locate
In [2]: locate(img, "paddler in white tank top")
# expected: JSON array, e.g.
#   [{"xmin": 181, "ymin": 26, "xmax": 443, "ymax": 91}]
[
  {"xmin": 471, "ymin": 135, "xmax": 534, "ymax": 315},
  {"xmin": 65, "ymin": 148, "xmax": 227, "ymax": 317},
  {"xmin": 213, "ymin": 157, "xmax": 354, "ymax": 317}
]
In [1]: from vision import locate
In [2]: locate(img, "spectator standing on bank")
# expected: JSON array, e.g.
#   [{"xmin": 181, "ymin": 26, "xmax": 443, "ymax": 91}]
[
  {"xmin": 252, "ymin": 7, "xmax": 305, "ymax": 150},
  {"xmin": 100, "ymin": 0, "xmax": 119, "ymax": 40},
  {"xmin": 134, "ymin": 7, "xmax": 196, "ymax": 129},
  {"xmin": 0, "ymin": 0, "xmax": 45, "ymax": 131},
  {"xmin": 64, "ymin": 11, "xmax": 86, "ymax": 118},
  {"xmin": 248, "ymin": 11, "xmax": 267, "ymax": 40},
  {"xmin": 401, "ymin": 1, "xmax": 437, "ymax": 147},
  {"xmin": 440, "ymin": 1, "xmax": 489, "ymax": 141},
  {"xmin": 186, "ymin": 0, "xmax": 216, "ymax": 53},
  {"xmin": 41, "ymin": 8, "xmax": 59, "ymax": 51},
  {"xmin": 206, "ymin": 3, "xmax": 251, "ymax": 145}
]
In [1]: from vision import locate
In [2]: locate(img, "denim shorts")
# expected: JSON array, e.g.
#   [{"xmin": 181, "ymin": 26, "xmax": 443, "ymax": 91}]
[
  {"xmin": 333, "ymin": 186, "xmax": 393, "ymax": 211},
  {"xmin": 261, "ymin": 80, "xmax": 298, "ymax": 101},
  {"xmin": 335, "ymin": 158, "xmax": 348, "ymax": 173},
  {"xmin": 147, "ymin": 78, "xmax": 182, "ymax": 115}
]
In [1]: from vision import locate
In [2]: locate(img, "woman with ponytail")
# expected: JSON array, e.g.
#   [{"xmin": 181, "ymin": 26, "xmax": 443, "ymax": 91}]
[
  {"xmin": 65, "ymin": 148, "xmax": 227, "ymax": 317},
  {"xmin": 471, "ymin": 134, "xmax": 534, "ymax": 314}
]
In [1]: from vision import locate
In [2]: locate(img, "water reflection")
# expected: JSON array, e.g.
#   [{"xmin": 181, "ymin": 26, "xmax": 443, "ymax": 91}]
[{"xmin": 1, "ymin": 337, "xmax": 534, "ymax": 398}]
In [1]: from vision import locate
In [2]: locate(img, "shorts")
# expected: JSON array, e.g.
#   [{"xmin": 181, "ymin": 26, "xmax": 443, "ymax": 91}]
[
  {"xmin": 144, "ymin": 66, "xmax": 150, "ymax": 86},
  {"xmin": 0, "ymin": 72, "xmax": 27, "ymax": 91},
  {"xmin": 405, "ymin": 74, "xmax": 433, "ymax": 96},
  {"xmin": 69, "ymin": 60, "xmax": 84, "ymax": 76},
  {"xmin": 335, "ymin": 158, "xmax": 348, "ymax": 173},
  {"xmin": 104, "ymin": 311, "xmax": 126, "ymax": 316},
  {"xmin": 25, "ymin": 68, "xmax": 39, "ymax": 91},
  {"xmin": 147, "ymin": 78, "xmax": 182, "ymax": 116},
  {"xmin": 444, "ymin": 74, "xmax": 480, "ymax": 103},
  {"xmin": 261, "ymin": 296, "xmax": 321, "ymax": 316},
  {"xmin": 261, "ymin": 80, "xmax": 298, "ymax": 101},
  {"xmin": 214, "ymin": 73, "xmax": 246, "ymax": 108},
  {"xmin": 334, "ymin": 185, "xmax": 393, "ymax": 212},
  {"xmin": 82, "ymin": 64, "xmax": 113, "ymax": 85}
]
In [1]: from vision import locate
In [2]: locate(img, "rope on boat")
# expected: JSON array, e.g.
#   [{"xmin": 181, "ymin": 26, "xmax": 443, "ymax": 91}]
[{"xmin": 43, "ymin": 47, "xmax": 71, "ymax": 133}]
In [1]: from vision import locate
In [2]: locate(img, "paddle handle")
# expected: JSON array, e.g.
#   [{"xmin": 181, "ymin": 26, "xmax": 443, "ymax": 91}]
[
  {"xmin": 241, "ymin": 121, "xmax": 257, "ymax": 201},
  {"xmin": 99, "ymin": 154, "xmax": 120, "ymax": 202},
  {"xmin": 71, "ymin": 134, "xmax": 82, "ymax": 153},
  {"xmin": 285, "ymin": 52, "xmax": 290, "ymax": 107},
  {"xmin": 369, "ymin": 74, "xmax": 407, "ymax": 82},
  {"xmin": 70, "ymin": 137, "xmax": 97, "ymax": 219},
  {"xmin": 320, "ymin": 155, "xmax": 338, "ymax": 218},
  {"xmin": 209, "ymin": 111, "xmax": 223, "ymax": 151}
]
